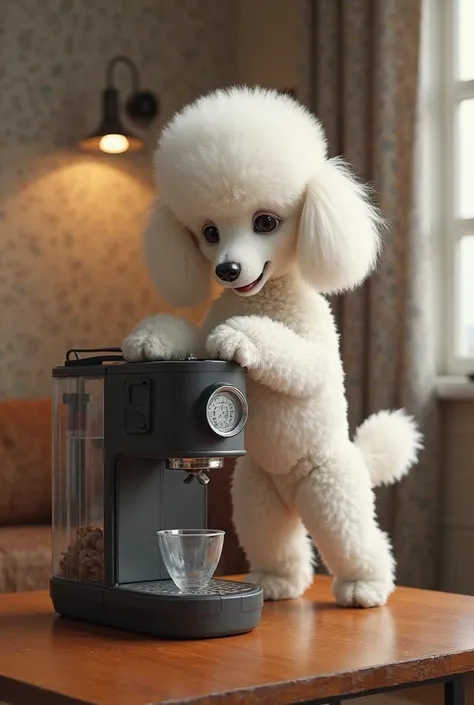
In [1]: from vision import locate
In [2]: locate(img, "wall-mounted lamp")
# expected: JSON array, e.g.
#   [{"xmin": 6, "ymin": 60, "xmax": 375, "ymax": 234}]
[{"xmin": 79, "ymin": 55, "xmax": 159, "ymax": 155}]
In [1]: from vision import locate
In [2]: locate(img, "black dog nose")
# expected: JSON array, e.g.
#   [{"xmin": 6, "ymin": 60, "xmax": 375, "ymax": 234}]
[{"xmin": 215, "ymin": 261, "xmax": 241, "ymax": 282}]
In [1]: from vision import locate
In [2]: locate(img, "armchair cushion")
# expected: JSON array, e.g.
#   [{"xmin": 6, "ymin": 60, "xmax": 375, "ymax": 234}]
[
  {"xmin": 0, "ymin": 524, "xmax": 51, "ymax": 592},
  {"xmin": 0, "ymin": 398, "xmax": 52, "ymax": 525}
]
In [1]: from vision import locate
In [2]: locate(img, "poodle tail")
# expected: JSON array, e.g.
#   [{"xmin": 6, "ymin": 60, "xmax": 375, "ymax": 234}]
[{"xmin": 354, "ymin": 409, "xmax": 423, "ymax": 488}]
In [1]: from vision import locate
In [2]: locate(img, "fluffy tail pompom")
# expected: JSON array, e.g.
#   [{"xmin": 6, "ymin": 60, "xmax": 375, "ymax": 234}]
[{"xmin": 354, "ymin": 409, "xmax": 424, "ymax": 487}]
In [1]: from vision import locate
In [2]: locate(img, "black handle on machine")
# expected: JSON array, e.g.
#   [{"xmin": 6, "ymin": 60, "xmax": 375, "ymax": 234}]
[{"xmin": 65, "ymin": 347, "xmax": 125, "ymax": 366}]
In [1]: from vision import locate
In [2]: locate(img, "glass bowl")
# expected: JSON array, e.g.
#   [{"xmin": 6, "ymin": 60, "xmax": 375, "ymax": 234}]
[{"xmin": 157, "ymin": 529, "xmax": 225, "ymax": 592}]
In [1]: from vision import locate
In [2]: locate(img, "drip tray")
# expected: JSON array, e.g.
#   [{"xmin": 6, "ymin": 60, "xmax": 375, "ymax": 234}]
[
  {"xmin": 51, "ymin": 576, "xmax": 263, "ymax": 639},
  {"xmin": 117, "ymin": 579, "xmax": 255, "ymax": 597}
]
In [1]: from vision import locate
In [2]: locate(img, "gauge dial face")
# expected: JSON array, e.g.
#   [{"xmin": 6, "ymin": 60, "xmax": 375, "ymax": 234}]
[{"xmin": 206, "ymin": 387, "xmax": 247, "ymax": 437}]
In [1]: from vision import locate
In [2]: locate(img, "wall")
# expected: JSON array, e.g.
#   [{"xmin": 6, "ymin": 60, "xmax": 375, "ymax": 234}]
[
  {"xmin": 0, "ymin": 0, "xmax": 236, "ymax": 398},
  {"xmin": 233, "ymin": 0, "xmax": 308, "ymax": 99},
  {"xmin": 439, "ymin": 397, "xmax": 474, "ymax": 594}
]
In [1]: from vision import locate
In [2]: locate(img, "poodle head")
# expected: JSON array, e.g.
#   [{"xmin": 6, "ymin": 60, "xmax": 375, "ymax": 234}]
[{"xmin": 144, "ymin": 86, "xmax": 384, "ymax": 307}]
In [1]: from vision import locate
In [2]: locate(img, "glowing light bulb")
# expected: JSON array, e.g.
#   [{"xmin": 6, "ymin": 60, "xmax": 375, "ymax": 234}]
[{"xmin": 99, "ymin": 134, "xmax": 129, "ymax": 154}]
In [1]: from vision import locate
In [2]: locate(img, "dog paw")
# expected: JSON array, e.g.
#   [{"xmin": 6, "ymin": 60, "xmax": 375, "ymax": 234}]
[
  {"xmin": 247, "ymin": 572, "xmax": 308, "ymax": 600},
  {"xmin": 122, "ymin": 331, "xmax": 175, "ymax": 361},
  {"xmin": 333, "ymin": 578, "xmax": 394, "ymax": 608},
  {"xmin": 122, "ymin": 314, "xmax": 198, "ymax": 361},
  {"xmin": 206, "ymin": 321, "xmax": 260, "ymax": 369}
]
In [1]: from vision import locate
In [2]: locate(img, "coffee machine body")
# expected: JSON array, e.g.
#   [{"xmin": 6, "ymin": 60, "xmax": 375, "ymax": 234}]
[{"xmin": 50, "ymin": 350, "xmax": 263, "ymax": 639}]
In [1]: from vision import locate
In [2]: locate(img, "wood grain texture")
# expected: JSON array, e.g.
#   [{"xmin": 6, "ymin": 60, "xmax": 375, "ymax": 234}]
[{"xmin": 1, "ymin": 576, "xmax": 474, "ymax": 705}]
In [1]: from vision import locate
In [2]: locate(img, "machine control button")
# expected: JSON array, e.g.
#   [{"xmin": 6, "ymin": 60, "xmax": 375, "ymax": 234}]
[{"xmin": 125, "ymin": 378, "xmax": 151, "ymax": 433}]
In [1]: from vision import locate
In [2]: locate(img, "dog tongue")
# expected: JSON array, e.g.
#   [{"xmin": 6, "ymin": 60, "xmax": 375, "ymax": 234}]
[
  {"xmin": 236, "ymin": 280, "xmax": 256, "ymax": 293},
  {"xmin": 235, "ymin": 263, "xmax": 268, "ymax": 293}
]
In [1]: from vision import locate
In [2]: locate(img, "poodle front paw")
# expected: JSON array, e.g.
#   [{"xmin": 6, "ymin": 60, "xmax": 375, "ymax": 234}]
[
  {"xmin": 206, "ymin": 319, "xmax": 260, "ymax": 369},
  {"xmin": 247, "ymin": 571, "xmax": 309, "ymax": 600},
  {"xmin": 122, "ymin": 331, "xmax": 175, "ymax": 361},
  {"xmin": 122, "ymin": 314, "xmax": 198, "ymax": 361},
  {"xmin": 333, "ymin": 578, "xmax": 395, "ymax": 608}
]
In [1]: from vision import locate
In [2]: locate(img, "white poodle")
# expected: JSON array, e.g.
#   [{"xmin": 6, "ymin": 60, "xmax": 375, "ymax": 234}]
[{"xmin": 123, "ymin": 86, "xmax": 423, "ymax": 608}]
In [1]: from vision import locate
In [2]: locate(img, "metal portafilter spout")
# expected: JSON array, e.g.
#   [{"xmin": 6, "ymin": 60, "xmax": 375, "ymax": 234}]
[
  {"xmin": 166, "ymin": 457, "xmax": 224, "ymax": 485},
  {"xmin": 184, "ymin": 473, "xmax": 210, "ymax": 486}
]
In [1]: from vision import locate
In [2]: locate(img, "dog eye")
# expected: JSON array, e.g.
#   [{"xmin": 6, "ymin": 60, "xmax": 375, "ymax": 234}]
[
  {"xmin": 202, "ymin": 224, "xmax": 220, "ymax": 244},
  {"xmin": 253, "ymin": 213, "xmax": 281, "ymax": 234}
]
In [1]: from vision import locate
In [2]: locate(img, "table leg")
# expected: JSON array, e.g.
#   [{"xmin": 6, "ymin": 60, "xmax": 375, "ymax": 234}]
[
  {"xmin": 445, "ymin": 675, "xmax": 465, "ymax": 705},
  {"xmin": 300, "ymin": 674, "xmax": 466, "ymax": 705}
]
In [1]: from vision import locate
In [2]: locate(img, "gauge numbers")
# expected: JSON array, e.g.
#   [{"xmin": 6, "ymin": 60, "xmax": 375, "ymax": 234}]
[{"xmin": 205, "ymin": 386, "xmax": 248, "ymax": 437}]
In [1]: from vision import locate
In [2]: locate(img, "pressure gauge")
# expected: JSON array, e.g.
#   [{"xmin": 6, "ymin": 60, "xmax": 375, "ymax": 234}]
[{"xmin": 203, "ymin": 385, "xmax": 248, "ymax": 438}]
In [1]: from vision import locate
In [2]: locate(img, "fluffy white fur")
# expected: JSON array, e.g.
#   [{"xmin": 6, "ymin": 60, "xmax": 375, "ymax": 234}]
[{"xmin": 123, "ymin": 86, "xmax": 423, "ymax": 608}]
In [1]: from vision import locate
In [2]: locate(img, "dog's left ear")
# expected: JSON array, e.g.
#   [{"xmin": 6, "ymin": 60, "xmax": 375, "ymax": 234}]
[
  {"xmin": 297, "ymin": 157, "xmax": 383, "ymax": 293},
  {"xmin": 143, "ymin": 200, "xmax": 211, "ymax": 308}
]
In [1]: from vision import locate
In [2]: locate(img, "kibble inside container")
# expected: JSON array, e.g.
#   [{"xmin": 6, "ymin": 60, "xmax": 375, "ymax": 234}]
[{"xmin": 59, "ymin": 525, "xmax": 104, "ymax": 582}]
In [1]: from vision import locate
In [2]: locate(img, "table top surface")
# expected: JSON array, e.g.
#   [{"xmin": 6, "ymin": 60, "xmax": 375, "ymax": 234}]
[{"xmin": 1, "ymin": 577, "xmax": 474, "ymax": 705}]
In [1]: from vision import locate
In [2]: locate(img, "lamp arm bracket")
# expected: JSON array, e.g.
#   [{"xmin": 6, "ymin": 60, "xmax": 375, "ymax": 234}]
[{"xmin": 106, "ymin": 55, "xmax": 140, "ymax": 95}]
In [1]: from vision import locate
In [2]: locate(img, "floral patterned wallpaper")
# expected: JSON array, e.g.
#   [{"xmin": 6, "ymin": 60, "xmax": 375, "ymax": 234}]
[{"xmin": 0, "ymin": 0, "xmax": 237, "ymax": 397}]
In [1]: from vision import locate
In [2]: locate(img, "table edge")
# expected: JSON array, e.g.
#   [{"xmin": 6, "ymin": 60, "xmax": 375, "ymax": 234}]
[{"xmin": 156, "ymin": 651, "xmax": 474, "ymax": 705}]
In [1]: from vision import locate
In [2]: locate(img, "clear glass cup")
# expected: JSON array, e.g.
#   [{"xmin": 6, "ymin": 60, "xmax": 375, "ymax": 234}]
[{"xmin": 157, "ymin": 529, "xmax": 225, "ymax": 592}]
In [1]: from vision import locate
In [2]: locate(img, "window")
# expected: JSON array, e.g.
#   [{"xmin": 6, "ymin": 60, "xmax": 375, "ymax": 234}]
[{"xmin": 422, "ymin": 0, "xmax": 474, "ymax": 374}]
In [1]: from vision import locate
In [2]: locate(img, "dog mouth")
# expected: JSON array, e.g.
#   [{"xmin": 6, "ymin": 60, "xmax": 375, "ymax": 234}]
[{"xmin": 234, "ymin": 262, "xmax": 270, "ymax": 294}]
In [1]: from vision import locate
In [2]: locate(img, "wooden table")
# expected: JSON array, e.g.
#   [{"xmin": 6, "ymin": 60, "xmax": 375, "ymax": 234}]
[{"xmin": 0, "ymin": 576, "xmax": 472, "ymax": 705}]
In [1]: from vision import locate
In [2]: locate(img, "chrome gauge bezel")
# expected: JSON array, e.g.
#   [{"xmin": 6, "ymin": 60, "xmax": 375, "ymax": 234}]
[{"xmin": 205, "ymin": 385, "xmax": 248, "ymax": 438}]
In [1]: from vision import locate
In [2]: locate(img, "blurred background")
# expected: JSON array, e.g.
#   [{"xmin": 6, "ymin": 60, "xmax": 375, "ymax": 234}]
[
  {"xmin": 0, "ymin": 0, "xmax": 316, "ymax": 400},
  {"xmin": 0, "ymin": 0, "xmax": 473, "ymax": 643}
]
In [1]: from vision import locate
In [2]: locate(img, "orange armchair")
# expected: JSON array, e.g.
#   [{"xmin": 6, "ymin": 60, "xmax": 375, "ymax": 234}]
[{"xmin": 0, "ymin": 398, "xmax": 52, "ymax": 592}]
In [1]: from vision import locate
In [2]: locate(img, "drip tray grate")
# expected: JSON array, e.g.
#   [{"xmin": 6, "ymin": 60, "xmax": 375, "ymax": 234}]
[{"xmin": 117, "ymin": 579, "xmax": 255, "ymax": 596}]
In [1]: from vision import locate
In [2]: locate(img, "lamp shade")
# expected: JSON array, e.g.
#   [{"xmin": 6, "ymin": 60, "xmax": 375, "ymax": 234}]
[{"xmin": 79, "ymin": 88, "xmax": 144, "ymax": 154}]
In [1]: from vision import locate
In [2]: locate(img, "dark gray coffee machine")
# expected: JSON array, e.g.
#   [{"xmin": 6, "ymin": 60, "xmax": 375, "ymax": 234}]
[{"xmin": 49, "ymin": 348, "xmax": 263, "ymax": 639}]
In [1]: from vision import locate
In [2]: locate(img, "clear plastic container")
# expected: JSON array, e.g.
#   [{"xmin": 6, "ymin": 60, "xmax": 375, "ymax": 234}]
[{"xmin": 52, "ymin": 376, "xmax": 104, "ymax": 582}]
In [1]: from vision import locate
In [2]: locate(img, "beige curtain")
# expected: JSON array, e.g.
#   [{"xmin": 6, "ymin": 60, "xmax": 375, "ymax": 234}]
[{"xmin": 308, "ymin": 0, "xmax": 440, "ymax": 588}]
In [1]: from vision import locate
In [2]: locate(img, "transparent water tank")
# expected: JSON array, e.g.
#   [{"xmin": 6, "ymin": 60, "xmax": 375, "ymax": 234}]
[{"xmin": 52, "ymin": 375, "xmax": 104, "ymax": 583}]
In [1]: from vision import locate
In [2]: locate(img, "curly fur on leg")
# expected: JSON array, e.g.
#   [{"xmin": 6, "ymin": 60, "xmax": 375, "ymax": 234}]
[
  {"xmin": 232, "ymin": 456, "xmax": 314, "ymax": 600},
  {"xmin": 294, "ymin": 444, "xmax": 395, "ymax": 607}
]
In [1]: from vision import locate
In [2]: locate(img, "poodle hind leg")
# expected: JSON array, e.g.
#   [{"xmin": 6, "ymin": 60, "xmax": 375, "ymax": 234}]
[
  {"xmin": 295, "ymin": 444, "xmax": 395, "ymax": 608},
  {"xmin": 232, "ymin": 456, "xmax": 314, "ymax": 600}
]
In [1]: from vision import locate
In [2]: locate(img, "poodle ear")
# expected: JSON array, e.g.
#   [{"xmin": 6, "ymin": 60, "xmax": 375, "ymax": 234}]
[
  {"xmin": 297, "ymin": 157, "xmax": 384, "ymax": 293},
  {"xmin": 143, "ymin": 200, "xmax": 211, "ymax": 308}
]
